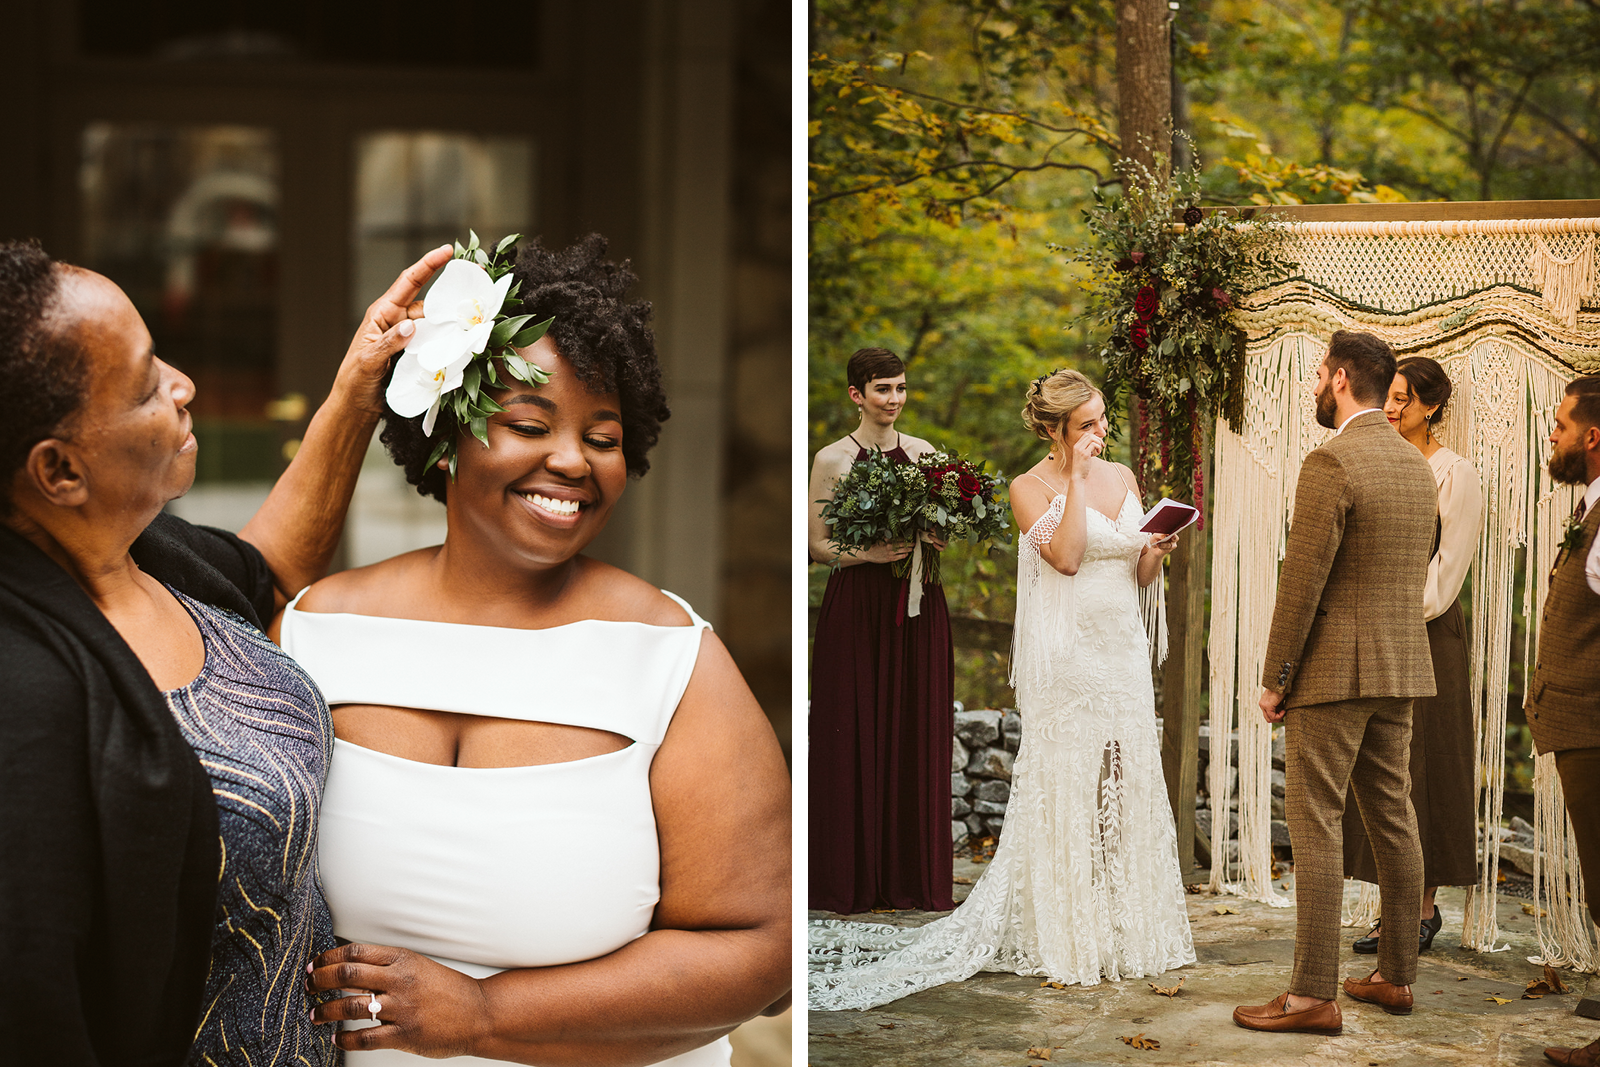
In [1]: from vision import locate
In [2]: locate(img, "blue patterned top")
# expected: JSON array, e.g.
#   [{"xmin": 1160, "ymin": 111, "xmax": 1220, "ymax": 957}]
[{"xmin": 163, "ymin": 589, "xmax": 339, "ymax": 1066}]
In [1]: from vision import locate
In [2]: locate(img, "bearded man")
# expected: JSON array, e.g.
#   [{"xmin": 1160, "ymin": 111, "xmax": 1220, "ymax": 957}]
[
  {"xmin": 1533, "ymin": 375, "xmax": 1600, "ymax": 1067},
  {"xmin": 1233, "ymin": 330, "xmax": 1438, "ymax": 1035}
]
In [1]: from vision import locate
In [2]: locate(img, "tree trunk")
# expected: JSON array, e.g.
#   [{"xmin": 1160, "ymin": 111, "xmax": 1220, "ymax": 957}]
[{"xmin": 1115, "ymin": 0, "xmax": 1174, "ymax": 180}]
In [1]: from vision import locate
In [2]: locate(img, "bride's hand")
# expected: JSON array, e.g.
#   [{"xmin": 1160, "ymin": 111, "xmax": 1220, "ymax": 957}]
[
  {"xmin": 308, "ymin": 942, "xmax": 490, "ymax": 1055},
  {"xmin": 1145, "ymin": 532, "xmax": 1179, "ymax": 557},
  {"xmin": 1068, "ymin": 432, "xmax": 1103, "ymax": 479}
]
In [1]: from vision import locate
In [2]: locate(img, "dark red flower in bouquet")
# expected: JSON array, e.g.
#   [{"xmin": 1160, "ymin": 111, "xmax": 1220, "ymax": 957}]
[
  {"xmin": 957, "ymin": 471, "xmax": 980, "ymax": 500},
  {"xmin": 1183, "ymin": 206, "xmax": 1204, "ymax": 226},
  {"xmin": 1212, "ymin": 287, "xmax": 1232, "ymax": 307},
  {"xmin": 1134, "ymin": 285, "xmax": 1159, "ymax": 321},
  {"xmin": 1114, "ymin": 256, "xmax": 1136, "ymax": 272},
  {"xmin": 1130, "ymin": 250, "xmax": 1145, "ymax": 264},
  {"xmin": 1130, "ymin": 323, "xmax": 1150, "ymax": 350}
]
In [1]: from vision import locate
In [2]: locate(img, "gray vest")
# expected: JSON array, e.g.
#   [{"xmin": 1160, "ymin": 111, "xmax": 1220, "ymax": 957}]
[{"xmin": 1528, "ymin": 498, "xmax": 1600, "ymax": 755}]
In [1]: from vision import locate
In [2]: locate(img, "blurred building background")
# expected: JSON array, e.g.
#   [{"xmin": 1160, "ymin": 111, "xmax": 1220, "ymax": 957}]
[{"xmin": 0, "ymin": 0, "xmax": 791, "ymax": 751}]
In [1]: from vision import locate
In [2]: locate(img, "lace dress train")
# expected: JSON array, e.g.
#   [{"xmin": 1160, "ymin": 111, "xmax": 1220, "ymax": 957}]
[{"xmin": 808, "ymin": 489, "xmax": 1196, "ymax": 1011}]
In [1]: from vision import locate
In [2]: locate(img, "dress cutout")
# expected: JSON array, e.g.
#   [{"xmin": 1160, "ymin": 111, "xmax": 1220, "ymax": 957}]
[
  {"xmin": 280, "ymin": 591, "xmax": 730, "ymax": 1066},
  {"xmin": 809, "ymin": 443, "xmax": 955, "ymax": 913},
  {"xmin": 164, "ymin": 590, "xmax": 339, "ymax": 1066},
  {"xmin": 808, "ymin": 491, "xmax": 1195, "ymax": 1010}
]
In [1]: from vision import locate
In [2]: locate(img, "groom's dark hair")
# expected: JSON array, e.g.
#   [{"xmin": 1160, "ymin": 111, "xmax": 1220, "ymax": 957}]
[
  {"xmin": 1566, "ymin": 375, "xmax": 1600, "ymax": 431},
  {"xmin": 1325, "ymin": 330, "xmax": 1395, "ymax": 406}
]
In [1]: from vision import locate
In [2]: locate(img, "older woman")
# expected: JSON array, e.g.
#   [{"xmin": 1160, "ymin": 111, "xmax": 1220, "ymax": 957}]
[
  {"xmin": 0, "ymin": 238, "xmax": 451, "ymax": 1066},
  {"xmin": 286, "ymin": 235, "xmax": 790, "ymax": 1064}
]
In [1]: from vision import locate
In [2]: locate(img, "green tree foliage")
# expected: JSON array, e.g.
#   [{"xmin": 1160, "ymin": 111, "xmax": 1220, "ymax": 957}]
[{"xmin": 809, "ymin": 0, "xmax": 1600, "ymax": 708}]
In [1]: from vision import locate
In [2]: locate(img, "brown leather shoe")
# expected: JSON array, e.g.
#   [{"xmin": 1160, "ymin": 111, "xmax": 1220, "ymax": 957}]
[
  {"xmin": 1544, "ymin": 1035, "xmax": 1600, "ymax": 1066},
  {"xmin": 1342, "ymin": 970, "xmax": 1414, "ymax": 1015},
  {"xmin": 1233, "ymin": 992, "xmax": 1343, "ymax": 1034}
]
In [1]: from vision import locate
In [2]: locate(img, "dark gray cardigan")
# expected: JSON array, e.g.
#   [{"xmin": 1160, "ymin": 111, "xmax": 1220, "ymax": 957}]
[{"xmin": 0, "ymin": 512, "xmax": 276, "ymax": 1066}]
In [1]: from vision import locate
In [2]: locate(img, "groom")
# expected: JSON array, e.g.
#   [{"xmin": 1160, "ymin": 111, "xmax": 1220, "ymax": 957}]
[{"xmin": 1234, "ymin": 330, "xmax": 1438, "ymax": 1035}]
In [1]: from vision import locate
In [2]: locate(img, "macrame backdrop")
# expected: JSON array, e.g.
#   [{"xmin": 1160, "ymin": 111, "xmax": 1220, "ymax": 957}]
[{"xmin": 1205, "ymin": 215, "xmax": 1600, "ymax": 971}]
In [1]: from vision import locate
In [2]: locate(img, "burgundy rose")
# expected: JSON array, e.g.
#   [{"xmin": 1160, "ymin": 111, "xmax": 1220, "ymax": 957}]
[
  {"xmin": 1130, "ymin": 323, "xmax": 1149, "ymax": 350},
  {"xmin": 1113, "ymin": 256, "xmax": 1136, "ymax": 272},
  {"xmin": 1183, "ymin": 206, "xmax": 1204, "ymax": 226},
  {"xmin": 1134, "ymin": 285, "xmax": 1159, "ymax": 321},
  {"xmin": 957, "ymin": 472, "xmax": 980, "ymax": 500},
  {"xmin": 1212, "ymin": 287, "xmax": 1232, "ymax": 307}
]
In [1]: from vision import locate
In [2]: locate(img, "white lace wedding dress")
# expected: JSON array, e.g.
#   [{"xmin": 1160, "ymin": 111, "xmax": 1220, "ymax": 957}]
[{"xmin": 808, "ymin": 487, "xmax": 1196, "ymax": 1010}]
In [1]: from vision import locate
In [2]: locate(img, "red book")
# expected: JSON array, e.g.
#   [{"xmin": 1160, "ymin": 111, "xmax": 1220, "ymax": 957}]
[{"xmin": 1139, "ymin": 497, "xmax": 1199, "ymax": 536}]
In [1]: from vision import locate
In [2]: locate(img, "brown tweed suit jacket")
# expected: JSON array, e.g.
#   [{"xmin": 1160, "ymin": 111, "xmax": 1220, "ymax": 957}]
[{"xmin": 1262, "ymin": 410, "xmax": 1439, "ymax": 709}]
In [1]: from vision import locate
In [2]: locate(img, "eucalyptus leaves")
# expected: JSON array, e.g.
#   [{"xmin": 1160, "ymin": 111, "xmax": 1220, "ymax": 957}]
[{"xmin": 385, "ymin": 231, "xmax": 555, "ymax": 477}]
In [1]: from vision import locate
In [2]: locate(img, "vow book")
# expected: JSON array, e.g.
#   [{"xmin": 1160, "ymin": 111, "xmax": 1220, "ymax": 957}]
[{"xmin": 1139, "ymin": 498, "xmax": 1199, "ymax": 536}]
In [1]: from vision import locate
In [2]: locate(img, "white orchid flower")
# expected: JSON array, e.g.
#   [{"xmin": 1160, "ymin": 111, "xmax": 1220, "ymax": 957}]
[
  {"xmin": 385, "ymin": 346, "xmax": 474, "ymax": 436},
  {"xmin": 406, "ymin": 259, "xmax": 515, "ymax": 372}
]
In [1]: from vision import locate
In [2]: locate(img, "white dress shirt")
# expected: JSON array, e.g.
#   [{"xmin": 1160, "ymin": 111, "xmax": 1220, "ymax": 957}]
[
  {"xmin": 1337, "ymin": 407, "xmax": 1383, "ymax": 435},
  {"xmin": 1581, "ymin": 476, "xmax": 1600, "ymax": 596}
]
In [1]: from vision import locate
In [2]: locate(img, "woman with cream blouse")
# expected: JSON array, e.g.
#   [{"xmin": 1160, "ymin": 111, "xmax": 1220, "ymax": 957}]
[{"xmin": 1344, "ymin": 355, "xmax": 1483, "ymax": 955}]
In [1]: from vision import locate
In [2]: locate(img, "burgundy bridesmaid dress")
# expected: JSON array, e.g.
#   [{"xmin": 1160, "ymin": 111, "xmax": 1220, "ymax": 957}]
[{"xmin": 809, "ymin": 443, "xmax": 955, "ymax": 913}]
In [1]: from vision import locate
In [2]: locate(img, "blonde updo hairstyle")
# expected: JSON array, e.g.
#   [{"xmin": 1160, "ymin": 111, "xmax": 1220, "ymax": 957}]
[{"xmin": 1022, "ymin": 369, "xmax": 1102, "ymax": 442}]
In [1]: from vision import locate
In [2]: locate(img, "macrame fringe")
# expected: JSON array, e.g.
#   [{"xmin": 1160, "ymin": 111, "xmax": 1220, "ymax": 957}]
[
  {"xmin": 1210, "ymin": 220, "xmax": 1594, "ymax": 962},
  {"xmin": 1342, "ymin": 880, "xmax": 1382, "ymax": 929},
  {"xmin": 1142, "ymin": 574, "xmax": 1168, "ymax": 668}
]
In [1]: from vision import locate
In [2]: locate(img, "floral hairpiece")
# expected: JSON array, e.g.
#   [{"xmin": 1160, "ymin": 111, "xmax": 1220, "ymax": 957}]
[{"xmin": 385, "ymin": 231, "xmax": 555, "ymax": 478}]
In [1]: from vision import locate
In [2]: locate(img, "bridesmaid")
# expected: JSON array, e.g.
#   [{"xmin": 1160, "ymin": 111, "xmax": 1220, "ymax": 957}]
[
  {"xmin": 807, "ymin": 347, "xmax": 955, "ymax": 913},
  {"xmin": 1344, "ymin": 355, "xmax": 1483, "ymax": 952}
]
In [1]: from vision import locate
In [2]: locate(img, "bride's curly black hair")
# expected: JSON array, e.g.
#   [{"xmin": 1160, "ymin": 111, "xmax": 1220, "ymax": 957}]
[{"xmin": 379, "ymin": 234, "xmax": 670, "ymax": 503}]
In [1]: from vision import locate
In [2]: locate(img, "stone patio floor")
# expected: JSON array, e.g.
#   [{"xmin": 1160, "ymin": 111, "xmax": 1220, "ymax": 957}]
[{"xmin": 808, "ymin": 858, "xmax": 1598, "ymax": 1067}]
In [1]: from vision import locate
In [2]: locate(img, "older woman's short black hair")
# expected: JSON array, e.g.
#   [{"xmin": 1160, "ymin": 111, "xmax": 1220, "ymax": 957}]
[
  {"xmin": 0, "ymin": 241, "xmax": 86, "ymax": 514},
  {"xmin": 379, "ymin": 234, "xmax": 670, "ymax": 503}
]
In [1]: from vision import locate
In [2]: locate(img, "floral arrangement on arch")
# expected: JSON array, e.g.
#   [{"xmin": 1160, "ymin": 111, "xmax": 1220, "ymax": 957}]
[{"xmin": 1061, "ymin": 153, "xmax": 1296, "ymax": 516}]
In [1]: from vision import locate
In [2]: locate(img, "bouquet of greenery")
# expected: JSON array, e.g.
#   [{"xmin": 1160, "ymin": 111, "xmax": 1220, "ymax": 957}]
[
  {"xmin": 818, "ymin": 449, "xmax": 926, "ymax": 566},
  {"xmin": 906, "ymin": 449, "xmax": 1010, "ymax": 584}
]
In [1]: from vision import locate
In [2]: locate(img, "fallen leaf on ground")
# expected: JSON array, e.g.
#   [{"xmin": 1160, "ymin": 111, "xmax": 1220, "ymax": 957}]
[
  {"xmin": 878, "ymin": 1023, "xmax": 896, "ymax": 1029},
  {"xmin": 1522, "ymin": 903, "xmax": 1548, "ymax": 917},
  {"xmin": 1457, "ymin": 976, "xmax": 1469, "ymax": 981},
  {"xmin": 1486, "ymin": 995, "xmax": 1514, "ymax": 1005},
  {"xmin": 1214, "ymin": 904, "xmax": 1239, "ymax": 915},
  {"xmin": 1523, "ymin": 993, "xmax": 1545, "ymax": 1000},
  {"xmin": 1040, "ymin": 980, "xmax": 1066, "ymax": 989},
  {"xmin": 952, "ymin": 875, "xmax": 973, "ymax": 885},
  {"xmin": 1526, "ymin": 964, "xmax": 1570, "ymax": 995},
  {"xmin": 1120, "ymin": 1033, "xmax": 1160, "ymax": 1051},
  {"xmin": 1185, "ymin": 884, "xmax": 1204, "ymax": 894},
  {"xmin": 869, "ymin": 907, "xmax": 897, "ymax": 913},
  {"xmin": 1025, "ymin": 1048, "xmax": 1053, "ymax": 1060},
  {"xmin": 1149, "ymin": 978, "xmax": 1185, "ymax": 999}
]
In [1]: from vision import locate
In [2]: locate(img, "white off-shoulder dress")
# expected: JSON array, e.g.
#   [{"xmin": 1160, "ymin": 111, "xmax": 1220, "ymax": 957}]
[{"xmin": 281, "ymin": 589, "xmax": 730, "ymax": 1066}]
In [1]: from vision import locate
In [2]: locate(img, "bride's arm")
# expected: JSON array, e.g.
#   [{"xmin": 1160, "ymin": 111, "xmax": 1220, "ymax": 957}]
[
  {"xmin": 1125, "ymin": 465, "xmax": 1178, "ymax": 588},
  {"xmin": 308, "ymin": 631, "xmax": 791, "ymax": 1065}
]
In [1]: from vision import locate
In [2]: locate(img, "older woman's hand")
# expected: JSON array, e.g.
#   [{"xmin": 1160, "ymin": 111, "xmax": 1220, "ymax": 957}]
[
  {"xmin": 309, "ymin": 942, "xmax": 490, "ymax": 1056},
  {"xmin": 330, "ymin": 244, "xmax": 455, "ymax": 418}
]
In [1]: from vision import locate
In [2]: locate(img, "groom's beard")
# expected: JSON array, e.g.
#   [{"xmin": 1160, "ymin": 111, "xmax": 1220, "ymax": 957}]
[
  {"xmin": 1314, "ymin": 385, "xmax": 1338, "ymax": 429},
  {"xmin": 1549, "ymin": 438, "xmax": 1591, "ymax": 485}
]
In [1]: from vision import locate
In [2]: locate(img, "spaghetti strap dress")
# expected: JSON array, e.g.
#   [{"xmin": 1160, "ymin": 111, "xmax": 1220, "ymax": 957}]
[{"xmin": 808, "ymin": 438, "xmax": 955, "ymax": 914}]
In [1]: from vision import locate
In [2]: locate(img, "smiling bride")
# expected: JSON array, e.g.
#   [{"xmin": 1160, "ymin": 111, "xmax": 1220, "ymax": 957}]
[{"xmin": 276, "ymin": 235, "xmax": 790, "ymax": 1064}]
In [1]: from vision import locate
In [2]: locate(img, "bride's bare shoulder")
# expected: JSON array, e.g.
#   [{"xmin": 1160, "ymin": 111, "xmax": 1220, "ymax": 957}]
[
  {"xmin": 568, "ymin": 557, "xmax": 695, "ymax": 628},
  {"xmin": 293, "ymin": 549, "xmax": 438, "ymax": 616}
]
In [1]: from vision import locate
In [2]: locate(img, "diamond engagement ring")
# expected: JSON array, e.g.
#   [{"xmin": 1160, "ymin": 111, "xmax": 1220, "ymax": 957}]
[{"xmin": 367, "ymin": 993, "xmax": 383, "ymax": 1021}]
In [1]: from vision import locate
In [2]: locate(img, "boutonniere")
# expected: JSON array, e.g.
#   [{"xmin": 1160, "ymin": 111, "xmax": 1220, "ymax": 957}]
[{"xmin": 1561, "ymin": 514, "xmax": 1589, "ymax": 555}]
